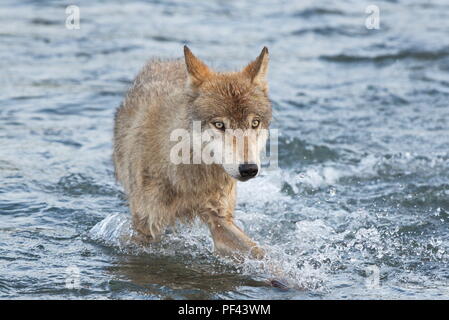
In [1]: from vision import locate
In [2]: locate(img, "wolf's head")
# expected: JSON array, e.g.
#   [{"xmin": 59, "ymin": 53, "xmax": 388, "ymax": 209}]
[{"xmin": 184, "ymin": 46, "xmax": 272, "ymax": 181}]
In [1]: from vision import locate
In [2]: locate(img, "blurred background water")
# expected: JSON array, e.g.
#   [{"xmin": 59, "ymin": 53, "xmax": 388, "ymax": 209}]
[{"xmin": 1, "ymin": 0, "xmax": 449, "ymax": 299}]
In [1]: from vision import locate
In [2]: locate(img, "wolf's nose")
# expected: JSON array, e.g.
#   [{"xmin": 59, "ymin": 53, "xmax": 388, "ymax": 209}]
[{"xmin": 239, "ymin": 163, "xmax": 258, "ymax": 178}]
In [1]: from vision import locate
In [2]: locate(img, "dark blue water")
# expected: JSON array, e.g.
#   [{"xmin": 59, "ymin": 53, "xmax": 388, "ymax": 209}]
[{"xmin": 1, "ymin": 0, "xmax": 449, "ymax": 299}]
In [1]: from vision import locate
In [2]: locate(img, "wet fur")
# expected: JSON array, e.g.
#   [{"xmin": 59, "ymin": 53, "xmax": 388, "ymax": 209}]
[{"xmin": 113, "ymin": 47, "xmax": 271, "ymax": 259}]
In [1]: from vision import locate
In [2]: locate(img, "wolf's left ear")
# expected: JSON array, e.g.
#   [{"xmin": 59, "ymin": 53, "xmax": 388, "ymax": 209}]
[
  {"xmin": 243, "ymin": 47, "xmax": 269, "ymax": 91},
  {"xmin": 184, "ymin": 45, "xmax": 213, "ymax": 88}
]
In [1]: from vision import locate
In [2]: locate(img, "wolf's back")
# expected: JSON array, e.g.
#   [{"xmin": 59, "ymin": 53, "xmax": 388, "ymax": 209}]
[{"xmin": 112, "ymin": 59, "xmax": 187, "ymax": 190}]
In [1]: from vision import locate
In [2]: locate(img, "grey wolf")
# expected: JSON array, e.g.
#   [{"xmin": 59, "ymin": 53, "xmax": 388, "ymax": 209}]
[{"xmin": 113, "ymin": 46, "xmax": 271, "ymax": 260}]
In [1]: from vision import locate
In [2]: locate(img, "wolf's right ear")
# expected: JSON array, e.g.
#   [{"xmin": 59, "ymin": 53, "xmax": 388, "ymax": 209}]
[
  {"xmin": 184, "ymin": 46, "xmax": 213, "ymax": 88},
  {"xmin": 243, "ymin": 47, "xmax": 269, "ymax": 92}
]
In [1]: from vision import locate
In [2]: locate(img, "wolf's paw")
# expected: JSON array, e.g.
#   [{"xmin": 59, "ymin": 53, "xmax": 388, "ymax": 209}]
[
  {"xmin": 131, "ymin": 231, "xmax": 156, "ymax": 245},
  {"xmin": 249, "ymin": 246, "xmax": 265, "ymax": 260}
]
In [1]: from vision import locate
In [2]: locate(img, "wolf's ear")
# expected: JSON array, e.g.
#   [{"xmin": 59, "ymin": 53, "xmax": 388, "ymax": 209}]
[
  {"xmin": 243, "ymin": 47, "xmax": 269, "ymax": 90},
  {"xmin": 184, "ymin": 46, "xmax": 213, "ymax": 88}
]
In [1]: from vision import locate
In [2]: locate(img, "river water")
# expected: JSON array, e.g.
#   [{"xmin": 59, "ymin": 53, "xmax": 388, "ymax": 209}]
[{"xmin": 1, "ymin": 0, "xmax": 449, "ymax": 299}]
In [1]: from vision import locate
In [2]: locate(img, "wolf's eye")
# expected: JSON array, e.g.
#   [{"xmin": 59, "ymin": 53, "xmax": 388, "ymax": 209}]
[
  {"xmin": 251, "ymin": 120, "xmax": 260, "ymax": 128},
  {"xmin": 213, "ymin": 122, "xmax": 225, "ymax": 130}
]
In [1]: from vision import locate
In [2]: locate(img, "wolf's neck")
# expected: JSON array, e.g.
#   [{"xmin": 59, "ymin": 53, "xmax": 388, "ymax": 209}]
[{"xmin": 170, "ymin": 163, "xmax": 235, "ymax": 195}]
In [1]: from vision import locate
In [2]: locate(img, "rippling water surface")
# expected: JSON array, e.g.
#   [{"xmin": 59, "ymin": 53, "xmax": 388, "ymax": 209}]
[{"xmin": 1, "ymin": 0, "xmax": 449, "ymax": 299}]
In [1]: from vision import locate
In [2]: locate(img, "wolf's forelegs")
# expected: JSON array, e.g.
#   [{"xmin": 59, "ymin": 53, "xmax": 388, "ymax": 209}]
[
  {"xmin": 201, "ymin": 212, "xmax": 294, "ymax": 290},
  {"xmin": 128, "ymin": 191, "xmax": 166, "ymax": 245},
  {"xmin": 129, "ymin": 216, "xmax": 159, "ymax": 245},
  {"xmin": 202, "ymin": 213, "xmax": 264, "ymax": 260}
]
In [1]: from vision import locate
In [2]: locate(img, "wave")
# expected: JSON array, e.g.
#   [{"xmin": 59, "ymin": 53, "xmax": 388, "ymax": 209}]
[
  {"xmin": 321, "ymin": 48, "xmax": 449, "ymax": 63},
  {"xmin": 88, "ymin": 213, "xmax": 328, "ymax": 292}
]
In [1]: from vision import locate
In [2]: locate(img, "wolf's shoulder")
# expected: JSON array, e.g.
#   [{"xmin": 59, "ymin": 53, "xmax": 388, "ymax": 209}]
[{"xmin": 135, "ymin": 58, "xmax": 186, "ymax": 87}]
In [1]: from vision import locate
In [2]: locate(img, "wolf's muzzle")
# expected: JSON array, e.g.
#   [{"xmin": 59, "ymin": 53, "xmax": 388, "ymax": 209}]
[{"xmin": 238, "ymin": 163, "xmax": 258, "ymax": 179}]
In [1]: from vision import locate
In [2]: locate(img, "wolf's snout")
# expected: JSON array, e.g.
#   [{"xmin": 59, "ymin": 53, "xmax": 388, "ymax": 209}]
[{"xmin": 239, "ymin": 163, "xmax": 258, "ymax": 179}]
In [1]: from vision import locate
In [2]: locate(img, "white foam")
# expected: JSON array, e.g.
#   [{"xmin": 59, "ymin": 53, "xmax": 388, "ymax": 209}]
[
  {"xmin": 236, "ymin": 169, "xmax": 290, "ymax": 205},
  {"xmin": 88, "ymin": 212, "xmax": 329, "ymax": 291},
  {"xmin": 89, "ymin": 213, "xmax": 133, "ymax": 248}
]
